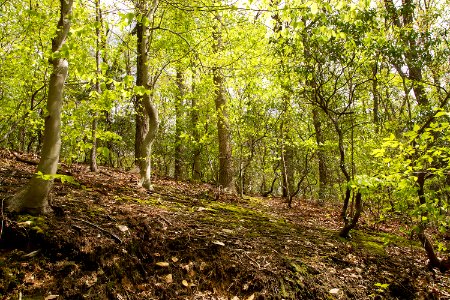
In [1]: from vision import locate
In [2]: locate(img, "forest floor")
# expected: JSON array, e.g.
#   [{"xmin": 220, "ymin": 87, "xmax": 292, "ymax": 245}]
[{"xmin": 0, "ymin": 150, "xmax": 449, "ymax": 300}]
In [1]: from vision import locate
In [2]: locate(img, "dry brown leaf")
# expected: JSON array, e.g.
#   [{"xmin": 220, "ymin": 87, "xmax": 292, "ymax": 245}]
[
  {"xmin": 164, "ymin": 274, "xmax": 173, "ymax": 283},
  {"xmin": 156, "ymin": 262, "xmax": 170, "ymax": 267}
]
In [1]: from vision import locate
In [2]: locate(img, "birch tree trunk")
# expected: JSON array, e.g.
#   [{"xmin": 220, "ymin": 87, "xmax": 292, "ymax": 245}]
[{"xmin": 7, "ymin": 0, "xmax": 73, "ymax": 214}]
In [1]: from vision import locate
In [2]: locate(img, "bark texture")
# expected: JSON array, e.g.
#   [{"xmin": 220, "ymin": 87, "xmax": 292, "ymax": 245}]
[
  {"xmin": 372, "ymin": 62, "xmax": 380, "ymax": 127},
  {"xmin": 134, "ymin": 0, "xmax": 159, "ymax": 190},
  {"xmin": 280, "ymin": 124, "xmax": 294, "ymax": 202},
  {"xmin": 191, "ymin": 85, "xmax": 201, "ymax": 181},
  {"xmin": 339, "ymin": 191, "xmax": 363, "ymax": 238},
  {"xmin": 312, "ymin": 108, "xmax": 327, "ymax": 202},
  {"xmin": 7, "ymin": 0, "xmax": 73, "ymax": 214},
  {"xmin": 174, "ymin": 69, "xmax": 185, "ymax": 180},
  {"xmin": 90, "ymin": 0, "xmax": 102, "ymax": 173},
  {"xmin": 213, "ymin": 16, "xmax": 235, "ymax": 192},
  {"xmin": 384, "ymin": 0, "xmax": 428, "ymax": 107},
  {"xmin": 416, "ymin": 173, "xmax": 449, "ymax": 272}
]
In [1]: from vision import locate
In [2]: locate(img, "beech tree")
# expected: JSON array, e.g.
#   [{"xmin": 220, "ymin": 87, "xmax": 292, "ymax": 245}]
[
  {"xmin": 212, "ymin": 14, "xmax": 235, "ymax": 192},
  {"xmin": 134, "ymin": 0, "xmax": 160, "ymax": 190},
  {"xmin": 1, "ymin": 0, "xmax": 449, "ymax": 271},
  {"xmin": 6, "ymin": 0, "xmax": 73, "ymax": 214}
]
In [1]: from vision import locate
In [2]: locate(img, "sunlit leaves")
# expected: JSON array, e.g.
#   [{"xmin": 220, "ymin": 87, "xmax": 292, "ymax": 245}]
[{"xmin": 371, "ymin": 109, "xmax": 450, "ymax": 233}]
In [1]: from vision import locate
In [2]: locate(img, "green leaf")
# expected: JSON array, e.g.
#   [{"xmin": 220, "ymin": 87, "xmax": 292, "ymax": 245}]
[
  {"xmin": 310, "ymin": 2, "xmax": 319, "ymax": 14},
  {"xmin": 435, "ymin": 111, "xmax": 448, "ymax": 118},
  {"xmin": 371, "ymin": 148, "xmax": 385, "ymax": 157}
]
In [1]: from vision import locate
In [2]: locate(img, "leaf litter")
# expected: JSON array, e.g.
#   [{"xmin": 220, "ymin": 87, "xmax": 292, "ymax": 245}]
[{"xmin": 0, "ymin": 150, "xmax": 449, "ymax": 299}]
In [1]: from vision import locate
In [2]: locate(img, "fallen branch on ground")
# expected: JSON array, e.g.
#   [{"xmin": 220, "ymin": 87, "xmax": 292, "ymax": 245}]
[{"xmin": 72, "ymin": 217, "xmax": 122, "ymax": 243}]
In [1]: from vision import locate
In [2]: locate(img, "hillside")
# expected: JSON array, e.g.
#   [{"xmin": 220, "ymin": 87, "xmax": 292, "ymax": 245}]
[{"xmin": 0, "ymin": 150, "xmax": 449, "ymax": 299}]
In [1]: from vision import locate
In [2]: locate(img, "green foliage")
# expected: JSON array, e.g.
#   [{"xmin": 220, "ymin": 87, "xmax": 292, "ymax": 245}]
[
  {"xmin": 1, "ymin": 1, "xmax": 450, "ymax": 258},
  {"xmin": 36, "ymin": 171, "xmax": 80, "ymax": 186},
  {"xmin": 371, "ymin": 110, "xmax": 450, "ymax": 239},
  {"xmin": 374, "ymin": 282, "xmax": 390, "ymax": 292}
]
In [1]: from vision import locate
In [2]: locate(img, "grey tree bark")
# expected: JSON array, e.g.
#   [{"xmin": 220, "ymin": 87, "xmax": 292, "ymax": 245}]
[
  {"xmin": 90, "ymin": 0, "xmax": 102, "ymax": 172},
  {"xmin": 7, "ymin": 0, "xmax": 73, "ymax": 214},
  {"xmin": 134, "ymin": 0, "xmax": 159, "ymax": 190}
]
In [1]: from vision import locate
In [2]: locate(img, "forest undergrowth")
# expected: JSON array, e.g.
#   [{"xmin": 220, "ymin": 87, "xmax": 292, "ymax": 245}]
[{"xmin": 0, "ymin": 150, "xmax": 449, "ymax": 299}]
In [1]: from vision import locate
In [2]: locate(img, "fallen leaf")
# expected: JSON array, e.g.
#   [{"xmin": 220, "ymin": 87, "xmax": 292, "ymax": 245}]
[
  {"xmin": 23, "ymin": 249, "xmax": 41, "ymax": 258},
  {"xmin": 247, "ymin": 294, "xmax": 255, "ymax": 300},
  {"xmin": 171, "ymin": 256, "xmax": 179, "ymax": 262},
  {"xmin": 181, "ymin": 261, "xmax": 194, "ymax": 271},
  {"xmin": 182, "ymin": 279, "xmax": 189, "ymax": 287},
  {"xmin": 44, "ymin": 295, "xmax": 59, "ymax": 300},
  {"xmin": 164, "ymin": 274, "xmax": 173, "ymax": 283},
  {"xmin": 117, "ymin": 225, "xmax": 129, "ymax": 232},
  {"xmin": 17, "ymin": 221, "xmax": 33, "ymax": 227},
  {"xmin": 329, "ymin": 288, "xmax": 340, "ymax": 294},
  {"xmin": 85, "ymin": 275, "xmax": 97, "ymax": 287},
  {"xmin": 212, "ymin": 240, "xmax": 225, "ymax": 246},
  {"xmin": 156, "ymin": 262, "xmax": 170, "ymax": 267}
]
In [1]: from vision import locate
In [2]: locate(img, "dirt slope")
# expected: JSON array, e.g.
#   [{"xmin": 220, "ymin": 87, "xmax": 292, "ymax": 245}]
[{"xmin": 0, "ymin": 150, "xmax": 449, "ymax": 299}]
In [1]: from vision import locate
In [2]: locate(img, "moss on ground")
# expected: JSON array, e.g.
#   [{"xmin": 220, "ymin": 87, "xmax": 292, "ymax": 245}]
[{"xmin": 349, "ymin": 230, "xmax": 419, "ymax": 256}]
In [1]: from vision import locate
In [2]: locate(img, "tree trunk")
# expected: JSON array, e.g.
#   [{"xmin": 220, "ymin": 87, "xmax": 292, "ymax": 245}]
[
  {"xmin": 191, "ymin": 81, "xmax": 201, "ymax": 181},
  {"xmin": 401, "ymin": 0, "xmax": 428, "ymax": 107},
  {"xmin": 174, "ymin": 68, "xmax": 185, "ymax": 180},
  {"xmin": 384, "ymin": 0, "xmax": 429, "ymax": 107},
  {"xmin": 135, "ymin": 0, "xmax": 159, "ymax": 190},
  {"xmin": 7, "ymin": 0, "xmax": 73, "ymax": 214},
  {"xmin": 372, "ymin": 62, "xmax": 380, "ymax": 127},
  {"xmin": 331, "ymin": 118, "xmax": 362, "ymax": 238},
  {"xmin": 415, "ymin": 173, "xmax": 449, "ymax": 271},
  {"xmin": 135, "ymin": 103, "xmax": 149, "ymax": 166},
  {"xmin": 280, "ymin": 122, "xmax": 293, "ymax": 205},
  {"xmin": 213, "ymin": 16, "xmax": 234, "ymax": 193},
  {"xmin": 281, "ymin": 145, "xmax": 294, "ymax": 207},
  {"xmin": 90, "ymin": 0, "xmax": 102, "ymax": 172},
  {"xmin": 312, "ymin": 108, "xmax": 327, "ymax": 203},
  {"xmin": 339, "ymin": 191, "xmax": 363, "ymax": 238}
]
